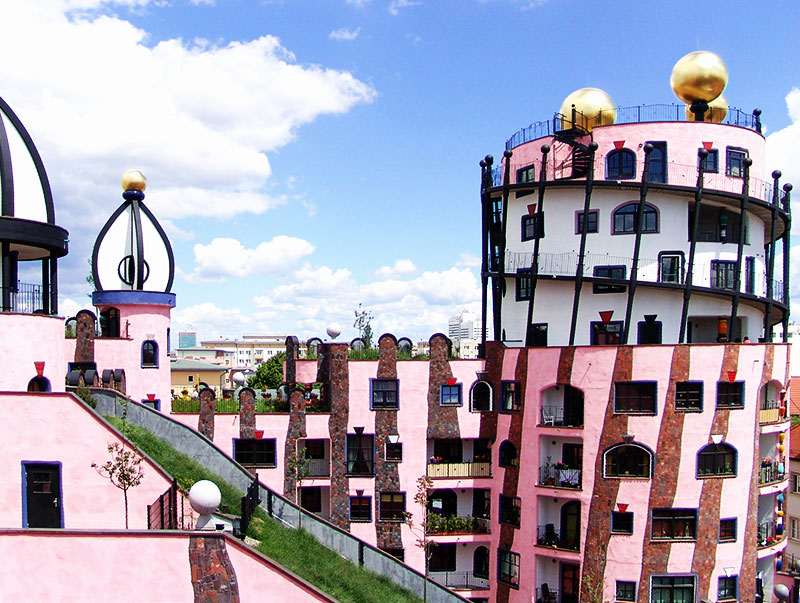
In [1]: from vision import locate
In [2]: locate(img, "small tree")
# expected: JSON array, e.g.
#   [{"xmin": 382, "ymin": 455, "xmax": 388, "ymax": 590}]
[
  {"xmin": 247, "ymin": 352, "xmax": 285, "ymax": 390},
  {"xmin": 353, "ymin": 303, "xmax": 375, "ymax": 349},
  {"xmin": 286, "ymin": 446, "xmax": 312, "ymax": 529},
  {"xmin": 405, "ymin": 475, "xmax": 436, "ymax": 603},
  {"xmin": 92, "ymin": 443, "xmax": 144, "ymax": 529}
]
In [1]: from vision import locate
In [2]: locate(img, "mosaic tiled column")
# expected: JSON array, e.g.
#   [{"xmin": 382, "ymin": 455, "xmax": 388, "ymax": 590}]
[
  {"xmin": 188, "ymin": 535, "xmax": 240, "ymax": 602},
  {"xmin": 238, "ymin": 387, "xmax": 255, "ymax": 439},
  {"xmin": 197, "ymin": 387, "xmax": 216, "ymax": 441}
]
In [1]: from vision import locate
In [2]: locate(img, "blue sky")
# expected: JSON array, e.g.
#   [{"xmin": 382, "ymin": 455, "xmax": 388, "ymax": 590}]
[{"xmin": 3, "ymin": 0, "xmax": 800, "ymax": 342}]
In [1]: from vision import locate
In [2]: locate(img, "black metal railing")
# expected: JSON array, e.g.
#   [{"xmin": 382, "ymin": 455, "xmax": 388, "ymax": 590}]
[
  {"xmin": 429, "ymin": 571, "xmax": 490, "ymax": 591},
  {"xmin": 536, "ymin": 585, "xmax": 559, "ymax": 603},
  {"xmin": 427, "ymin": 515, "xmax": 491, "ymax": 535},
  {"xmin": 539, "ymin": 406, "xmax": 582, "ymax": 428},
  {"xmin": 171, "ymin": 397, "xmax": 291, "ymax": 413},
  {"xmin": 238, "ymin": 474, "xmax": 261, "ymax": 539},
  {"xmin": 307, "ymin": 459, "xmax": 330, "ymax": 478},
  {"xmin": 506, "ymin": 104, "xmax": 759, "ymax": 151},
  {"xmin": 782, "ymin": 551, "xmax": 800, "ymax": 574},
  {"xmin": 758, "ymin": 460, "xmax": 784, "ymax": 486},
  {"xmin": 427, "ymin": 460, "xmax": 492, "ymax": 479},
  {"xmin": 757, "ymin": 520, "xmax": 783, "ymax": 548},
  {"xmin": 1, "ymin": 282, "xmax": 48, "ymax": 314},
  {"xmin": 539, "ymin": 464, "xmax": 582, "ymax": 489},
  {"xmin": 537, "ymin": 525, "xmax": 580, "ymax": 551}
]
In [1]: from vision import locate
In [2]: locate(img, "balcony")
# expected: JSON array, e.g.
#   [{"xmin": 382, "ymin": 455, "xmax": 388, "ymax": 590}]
[
  {"xmin": 429, "ymin": 571, "xmax": 489, "ymax": 591},
  {"xmin": 1, "ymin": 282, "xmax": 51, "ymax": 314},
  {"xmin": 427, "ymin": 514, "xmax": 490, "ymax": 535},
  {"xmin": 757, "ymin": 520, "xmax": 785, "ymax": 549},
  {"xmin": 759, "ymin": 399, "xmax": 785, "ymax": 425},
  {"xmin": 539, "ymin": 464, "xmax": 582, "ymax": 490},
  {"xmin": 505, "ymin": 250, "xmax": 784, "ymax": 304},
  {"xmin": 536, "ymin": 585, "xmax": 559, "ymax": 603},
  {"xmin": 758, "ymin": 460, "xmax": 785, "ymax": 486},
  {"xmin": 427, "ymin": 461, "xmax": 491, "ymax": 479},
  {"xmin": 307, "ymin": 458, "xmax": 330, "ymax": 478},
  {"xmin": 540, "ymin": 406, "xmax": 583, "ymax": 428},
  {"xmin": 537, "ymin": 525, "xmax": 580, "ymax": 551}
]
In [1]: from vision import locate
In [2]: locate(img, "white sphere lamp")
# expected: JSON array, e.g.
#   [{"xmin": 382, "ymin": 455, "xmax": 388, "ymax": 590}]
[
  {"xmin": 232, "ymin": 372, "xmax": 245, "ymax": 386},
  {"xmin": 189, "ymin": 479, "xmax": 221, "ymax": 530},
  {"xmin": 326, "ymin": 323, "xmax": 342, "ymax": 340}
]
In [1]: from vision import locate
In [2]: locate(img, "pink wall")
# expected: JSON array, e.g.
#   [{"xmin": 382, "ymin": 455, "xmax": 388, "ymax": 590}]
[
  {"xmin": 0, "ymin": 314, "xmax": 66, "ymax": 392},
  {"xmin": 0, "ymin": 392, "xmax": 173, "ymax": 529},
  {"xmin": 0, "ymin": 530, "xmax": 335, "ymax": 602}
]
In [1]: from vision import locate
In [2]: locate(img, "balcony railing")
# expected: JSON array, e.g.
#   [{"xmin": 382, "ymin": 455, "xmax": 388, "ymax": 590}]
[
  {"xmin": 537, "ymin": 525, "xmax": 580, "ymax": 551},
  {"xmin": 427, "ymin": 461, "xmax": 491, "ymax": 479},
  {"xmin": 539, "ymin": 464, "xmax": 582, "ymax": 489},
  {"xmin": 307, "ymin": 459, "xmax": 330, "ymax": 478},
  {"xmin": 505, "ymin": 250, "xmax": 785, "ymax": 304},
  {"xmin": 1, "ymin": 282, "xmax": 49, "ymax": 314},
  {"xmin": 540, "ymin": 406, "xmax": 582, "ymax": 428},
  {"xmin": 758, "ymin": 460, "xmax": 785, "ymax": 486},
  {"xmin": 536, "ymin": 586, "xmax": 559, "ymax": 603},
  {"xmin": 427, "ymin": 515, "xmax": 491, "ymax": 535},
  {"xmin": 757, "ymin": 520, "xmax": 784, "ymax": 548},
  {"xmin": 429, "ymin": 571, "xmax": 490, "ymax": 591}
]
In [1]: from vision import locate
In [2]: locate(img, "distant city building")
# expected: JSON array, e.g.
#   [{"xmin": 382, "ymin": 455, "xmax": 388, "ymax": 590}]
[
  {"xmin": 448, "ymin": 311, "xmax": 483, "ymax": 359},
  {"xmin": 178, "ymin": 331, "xmax": 197, "ymax": 348},
  {"xmin": 199, "ymin": 334, "xmax": 305, "ymax": 367},
  {"xmin": 175, "ymin": 347, "xmax": 235, "ymax": 367}
]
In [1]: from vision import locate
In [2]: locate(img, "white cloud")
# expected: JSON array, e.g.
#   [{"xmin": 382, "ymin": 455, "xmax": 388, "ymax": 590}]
[
  {"xmin": 455, "ymin": 252, "xmax": 480, "ymax": 268},
  {"xmin": 329, "ymin": 27, "xmax": 361, "ymax": 41},
  {"xmin": 374, "ymin": 259, "xmax": 417, "ymax": 279},
  {"xmin": 172, "ymin": 302, "xmax": 256, "ymax": 339},
  {"xmin": 346, "ymin": 0, "xmax": 371, "ymax": 6},
  {"xmin": 184, "ymin": 236, "xmax": 315, "ymax": 282},
  {"xmin": 389, "ymin": 0, "xmax": 421, "ymax": 15},
  {"xmin": 766, "ymin": 88, "xmax": 800, "ymax": 204}
]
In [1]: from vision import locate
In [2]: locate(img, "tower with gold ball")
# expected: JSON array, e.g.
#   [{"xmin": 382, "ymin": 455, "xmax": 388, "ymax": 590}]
[
  {"xmin": 478, "ymin": 51, "xmax": 790, "ymax": 603},
  {"xmin": 90, "ymin": 170, "xmax": 176, "ymax": 409}
]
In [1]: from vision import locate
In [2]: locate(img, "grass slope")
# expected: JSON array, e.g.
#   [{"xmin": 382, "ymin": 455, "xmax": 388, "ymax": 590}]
[{"xmin": 108, "ymin": 417, "xmax": 422, "ymax": 603}]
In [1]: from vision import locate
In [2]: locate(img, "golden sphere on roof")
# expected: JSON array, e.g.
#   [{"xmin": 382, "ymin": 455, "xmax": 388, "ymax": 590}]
[
  {"xmin": 671, "ymin": 51, "xmax": 728, "ymax": 104},
  {"xmin": 121, "ymin": 169, "xmax": 147, "ymax": 192},
  {"xmin": 684, "ymin": 92, "xmax": 728, "ymax": 123},
  {"xmin": 558, "ymin": 88, "xmax": 616, "ymax": 132}
]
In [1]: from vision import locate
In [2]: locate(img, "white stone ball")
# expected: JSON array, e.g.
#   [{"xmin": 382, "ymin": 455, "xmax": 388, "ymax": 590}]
[
  {"xmin": 326, "ymin": 323, "xmax": 342, "ymax": 339},
  {"xmin": 775, "ymin": 584, "xmax": 790, "ymax": 600},
  {"xmin": 232, "ymin": 372, "xmax": 245, "ymax": 385},
  {"xmin": 188, "ymin": 480, "xmax": 221, "ymax": 515}
]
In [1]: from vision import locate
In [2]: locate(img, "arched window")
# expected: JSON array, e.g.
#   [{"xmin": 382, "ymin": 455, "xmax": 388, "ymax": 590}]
[
  {"xmin": 606, "ymin": 149, "xmax": 637, "ymax": 180},
  {"xmin": 470, "ymin": 381, "xmax": 492, "ymax": 412},
  {"xmin": 697, "ymin": 443, "xmax": 736, "ymax": 477},
  {"xmin": 99, "ymin": 307, "xmax": 120, "ymax": 338},
  {"xmin": 473, "ymin": 546, "xmax": 489, "ymax": 579},
  {"xmin": 604, "ymin": 443, "xmax": 652, "ymax": 478},
  {"xmin": 141, "ymin": 340, "xmax": 158, "ymax": 368},
  {"xmin": 499, "ymin": 440, "xmax": 517, "ymax": 468},
  {"xmin": 612, "ymin": 202, "xmax": 658, "ymax": 234},
  {"xmin": 27, "ymin": 376, "xmax": 51, "ymax": 392}
]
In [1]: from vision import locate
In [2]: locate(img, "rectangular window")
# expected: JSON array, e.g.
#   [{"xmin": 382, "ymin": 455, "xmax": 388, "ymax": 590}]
[
  {"xmin": 792, "ymin": 473, "xmax": 800, "ymax": 494},
  {"xmin": 651, "ymin": 509, "xmax": 697, "ymax": 540},
  {"xmin": 745, "ymin": 256, "xmax": 755, "ymax": 294},
  {"xmin": 379, "ymin": 492, "xmax": 406, "ymax": 521},
  {"xmin": 593, "ymin": 265, "xmax": 627, "ymax": 294},
  {"xmin": 300, "ymin": 486, "xmax": 322, "ymax": 513},
  {"xmin": 429, "ymin": 543, "xmax": 457, "ymax": 572},
  {"xmin": 346, "ymin": 434, "xmax": 374, "ymax": 475},
  {"xmin": 719, "ymin": 518, "xmax": 736, "ymax": 542},
  {"xmin": 790, "ymin": 516, "xmax": 800, "ymax": 541},
  {"xmin": 652, "ymin": 576, "xmax": 695, "ymax": 602},
  {"xmin": 611, "ymin": 511, "xmax": 634, "ymax": 534},
  {"xmin": 233, "ymin": 438, "xmax": 277, "ymax": 467},
  {"xmin": 718, "ymin": 575, "xmax": 738, "ymax": 600},
  {"xmin": 615, "ymin": 381, "xmax": 657, "ymax": 414},
  {"xmin": 516, "ymin": 269, "xmax": 532, "ymax": 301},
  {"xmin": 527, "ymin": 323, "xmax": 548, "ymax": 347},
  {"xmin": 726, "ymin": 147, "xmax": 748, "ymax": 178},
  {"xmin": 386, "ymin": 442, "xmax": 403, "ymax": 462},
  {"xmin": 659, "ymin": 252, "xmax": 684, "ymax": 284},
  {"xmin": 521, "ymin": 213, "xmax": 544, "ymax": 241},
  {"xmin": 616, "ymin": 580, "xmax": 636, "ymax": 601},
  {"xmin": 699, "ymin": 148, "xmax": 719, "ymax": 173},
  {"xmin": 717, "ymin": 381, "xmax": 744, "ymax": 408},
  {"xmin": 349, "ymin": 496, "xmax": 372, "ymax": 522},
  {"xmin": 675, "ymin": 382, "xmax": 703, "ymax": 411},
  {"xmin": 371, "ymin": 378, "xmax": 399, "ymax": 409},
  {"xmin": 498, "ymin": 549, "xmax": 520, "ymax": 588},
  {"xmin": 591, "ymin": 320, "xmax": 623, "ymax": 345},
  {"xmin": 711, "ymin": 260, "xmax": 737, "ymax": 290},
  {"xmin": 637, "ymin": 319, "xmax": 662, "ymax": 344},
  {"xmin": 440, "ymin": 384, "xmax": 462, "ymax": 406},
  {"xmin": 576, "ymin": 209, "xmax": 599, "ymax": 234},
  {"xmin": 501, "ymin": 381, "xmax": 520, "ymax": 411},
  {"xmin": 499, "ymin": 494, "xmax": 521, "ymax": 527},
  {"xmin": 516, "ymin": 165, "xmax": 536, "ymax": 184}
]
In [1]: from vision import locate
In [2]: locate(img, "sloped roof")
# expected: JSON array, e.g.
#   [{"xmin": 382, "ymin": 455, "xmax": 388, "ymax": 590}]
[{"xmin": 170, "ymin": 358, "xmax": 228, "ymax": 372}]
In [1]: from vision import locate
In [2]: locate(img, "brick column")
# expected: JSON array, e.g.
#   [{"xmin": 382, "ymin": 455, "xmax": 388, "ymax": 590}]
[
  {"xmin": 323, "ymin": 343, "xmax": 350, "ymax": 530},
  {"xmin": 283, "ymin": 388, "xmax": 307, "ymax": 501},
  {"xmin": 426, "ymin": 334, "xmax": 460, "ymax": 440},
  {"xmin": 74, "ymin": 310, "xmax": 96, "ymax": 363},
  {"xmin": 197, "ymin": 387, "xmax": 216, "ymax": 441},
  {"xmin": 188, "ymin": 535, "xmax": 240, "ymax": 602},
  {"xmin": 238, "ymin": 388, "xmax": 255, "ymax": 439}
]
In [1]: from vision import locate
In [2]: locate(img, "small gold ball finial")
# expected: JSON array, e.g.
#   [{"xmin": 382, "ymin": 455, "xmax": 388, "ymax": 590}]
[
  {"xmin": 671, "ymin": 51, "xmax": 728, "ymax": 104},
  {"xmin": 121, "ymin": 169, "xmax": 147, "ymax": 192},
  {"xmin": 558, "ymin": 88, "xmax": 616, "ymax": 132}
]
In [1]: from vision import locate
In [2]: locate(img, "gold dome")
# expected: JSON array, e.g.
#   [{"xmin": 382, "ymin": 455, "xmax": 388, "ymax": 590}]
[
  {"xmin": 121, "ymin": 169, "xmax": 147, "ymax": 192},
  {"xmin": 684, "ymin": 92, "xmax": 728, "ymax": 123},
  {"xmin": 671, "ymin": 51, "xmax": 728, "ymax": 104},
  {"xmin": 558, "ymin": 88, "xmax": 616, "ymax": 132}
]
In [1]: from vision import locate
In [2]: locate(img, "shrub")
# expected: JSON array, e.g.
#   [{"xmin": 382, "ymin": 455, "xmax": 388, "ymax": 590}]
[{"xmin": 76, "ymin": 385, "xmax": 98, "ymax": 409}]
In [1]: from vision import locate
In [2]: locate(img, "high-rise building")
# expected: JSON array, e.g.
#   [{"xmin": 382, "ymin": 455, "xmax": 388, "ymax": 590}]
[{"xmin": 178, "ymin": 331, "xmax": 197, "ymax": 349}]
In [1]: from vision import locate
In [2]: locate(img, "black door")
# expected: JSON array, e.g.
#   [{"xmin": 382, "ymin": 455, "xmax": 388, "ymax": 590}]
[
  {"xmin": 25, "ymin": 463, "xmax": 61, "ymax": 528},
  {"xmin": 647, "ymin": 141, "xmax": 667, "ymax": 183},
  {"xmin": 561, "ymin": 563, "xmax": 580, "ymax": 603}
]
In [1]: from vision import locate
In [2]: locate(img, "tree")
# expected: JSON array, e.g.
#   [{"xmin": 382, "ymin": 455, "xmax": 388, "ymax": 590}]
[
  {"xmin": 247, "ymin": 352, "xmax": 285, "ymax": 390},
  {"xmin": 92, "ymin": 443, "xmax": 144, "ymax": 529},
  {"xmin": 404, "ymin": 475, "xmax": 436, "ymax": 603},
  {"xmin": 286, "ymin": 446, "xmax": 313, "ymax": 529},
  {"xmin": 353, "ymin": 303, "xmax": 375, "ymax": 348}
]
